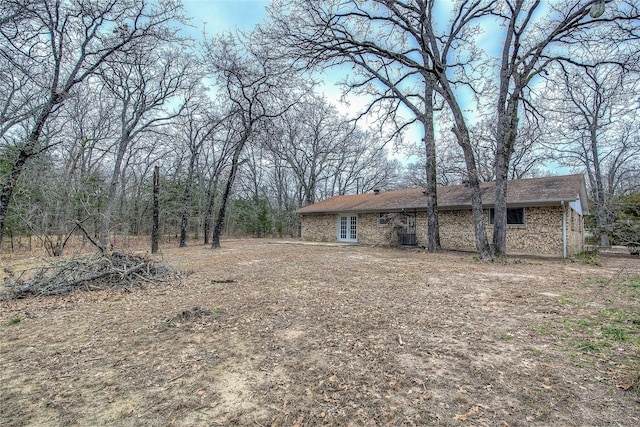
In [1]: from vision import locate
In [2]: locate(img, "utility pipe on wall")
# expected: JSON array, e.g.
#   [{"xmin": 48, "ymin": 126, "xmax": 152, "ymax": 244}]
[{"xmin": 561, "ymin": 201, "xmax": 567, "ymax": 259}]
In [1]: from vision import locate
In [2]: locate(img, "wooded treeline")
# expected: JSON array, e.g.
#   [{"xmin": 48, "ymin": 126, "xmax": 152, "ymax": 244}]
[{"xmin": 1, "ymin": 0, "xmax": 638, "ymax": 257}]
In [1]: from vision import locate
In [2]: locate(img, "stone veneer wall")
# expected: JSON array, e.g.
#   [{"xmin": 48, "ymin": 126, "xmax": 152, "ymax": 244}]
[
  {"xmin": 301, "ymin": 212, "xmax": 417, "ymax": 245},
  {"xmin": 566, "ymin": 204, "xmax": 585, "ymax": 256},
  {"xmin": 354, "ymin": 212, "xmax": 429, "ymax": 246},
  {"xmin": 437, "ymin": 209, "xmax": 477, "ymax": 252},
  {"xmin": 300, "ymin": 213, "xmax": 337, "ymax": 242},
  {"xmin": 498, "ymin": 206, "xmax": 563, "ymax": 256},
  {"xmin": 355, "ymin": 212, "xmax": 394, "ymax": 245},
  {"xmin": 300, "ymin": 204, "xmax": 584, "ymax": 257},
  {"xmin": 438, "ymin": 205, "xmax": 581, "ymax": 256}
]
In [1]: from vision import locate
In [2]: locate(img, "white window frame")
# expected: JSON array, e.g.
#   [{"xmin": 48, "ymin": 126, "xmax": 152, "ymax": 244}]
[{"xmin": 337, "ymin": 214, "xmax": 357, "ymax": 242}]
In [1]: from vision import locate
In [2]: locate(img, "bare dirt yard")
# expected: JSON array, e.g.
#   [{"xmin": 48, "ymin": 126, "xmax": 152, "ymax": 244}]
[{"xmin": 1, "ymin": 239, "xmax": 639, "ymax": 426}]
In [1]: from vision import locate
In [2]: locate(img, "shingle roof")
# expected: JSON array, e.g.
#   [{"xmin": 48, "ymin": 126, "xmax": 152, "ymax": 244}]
[{"xmin": 297, "ymin": 174, "xmax": 589, "ymax": 214}]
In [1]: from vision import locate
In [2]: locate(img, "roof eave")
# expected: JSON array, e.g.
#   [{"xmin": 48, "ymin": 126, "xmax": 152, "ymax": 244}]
[
  {"xmin": 299, "ymin": 198, "xmax": 585, "ymax": 214},
  {"xmin": 298, "ymin": 206, "xmax": 426, "ymax": 214}
]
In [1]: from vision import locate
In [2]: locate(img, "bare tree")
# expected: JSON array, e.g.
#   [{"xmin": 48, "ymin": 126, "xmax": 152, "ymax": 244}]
[
  {"xmin": 172, "ymin": 95, "xmax": 224, "ymax": 247},
  {"xmin": 0, "ymin": 0, "xmax": 42, "ymax": 140},
  {"xmin": 0, "ymin": 0, "xmax": 185, "ymax": 250},
  {"xmin": 268, "ymin": 154, "xmax": 302, "ymax": 237},
  {"xmin": 235, "ymin": 141, "xmax": 273, "ymax": 236},
  {"xmin": 201, "ymin": 128, "xmax": 235, "ymax": 245},
  {"xmin": 267, "ymin": 94, "xmax": 399, "ymax": 205},
  {"xmin": 327, "ymin": 131, "xmax": 400, "ymax": 197},
  {"xmin": 266, "ymin": 0, "xmax": 494, "ymax": 255},
  {"xmin": 541, "ymin": 62, "xmax": 640, "ymax": 246},
  {"xmin": 96, "ymin": 47, "xmax": 193, "ymax": 247},
  {"xmin": 268, "ymin": 95, "xmax": 356, "ymax": 205},
  {"xmin": 489, "ymin": 0, "xmax": 640, "ymax": 256},
  {"xmin": 246, "ymin": 142, "xmax": 304, "ymax": 238},
  {"xmin": 265, "ymin": 0, "xmax": 449, "ymax": 252},
  {"xmin": 204, "ymin": 32, "xmax": 298, "ymax": 249}
]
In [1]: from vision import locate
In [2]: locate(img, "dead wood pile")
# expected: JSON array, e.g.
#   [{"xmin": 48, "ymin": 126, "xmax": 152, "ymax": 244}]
[{"xmin": 1, "ymin": 250, "xmax": 177, "ymax": 300}]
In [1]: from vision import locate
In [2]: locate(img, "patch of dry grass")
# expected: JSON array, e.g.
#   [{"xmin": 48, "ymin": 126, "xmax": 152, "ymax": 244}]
[{"xmin": 1, "ymin": 239, "xmax": 639, "ymax": 426}]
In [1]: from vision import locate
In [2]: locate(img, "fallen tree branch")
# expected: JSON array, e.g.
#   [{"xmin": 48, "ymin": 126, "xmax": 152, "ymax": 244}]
[
  {"xmin": 1, "ymin": 250, "xmax": 178, "ymax": 300},
  {"xmin": 76, "ymin": 221, "xmax": 106, "ymax": 254}
]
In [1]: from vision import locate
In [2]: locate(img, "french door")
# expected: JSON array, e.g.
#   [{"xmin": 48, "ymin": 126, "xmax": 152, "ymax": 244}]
[{"xmin": 338, "ymin": 214, "xmax": 357, "ymax": 242}]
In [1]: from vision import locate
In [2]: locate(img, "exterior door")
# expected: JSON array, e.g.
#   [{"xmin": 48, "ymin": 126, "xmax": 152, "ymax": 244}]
[
  {"xmin": 338, "ymin": 214, "xmax": 357, "ymax": 242},
  {"xmin": 400, "ymin": 214, "xmax": 417, "ymax": 246}
]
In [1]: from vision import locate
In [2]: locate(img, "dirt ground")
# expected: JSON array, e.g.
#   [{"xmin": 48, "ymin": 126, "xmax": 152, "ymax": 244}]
[{"xmin": 1, "ymin": 239, "xmax": 639, "ymax": 426}]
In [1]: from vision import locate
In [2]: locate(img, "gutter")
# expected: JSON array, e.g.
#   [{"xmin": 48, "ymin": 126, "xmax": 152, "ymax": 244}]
[{"xmin": 297, "ymin": 198, "xmax": 581, "ymax": 214}]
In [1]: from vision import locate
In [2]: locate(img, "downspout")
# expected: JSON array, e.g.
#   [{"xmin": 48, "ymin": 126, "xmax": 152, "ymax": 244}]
[
  {"xmin": 561, "ymin": 201, "xmax": 567, "ymax": 259},
  {"xmin": 581, "ymin": 211, "xmax": 585, "ymax": 252}
]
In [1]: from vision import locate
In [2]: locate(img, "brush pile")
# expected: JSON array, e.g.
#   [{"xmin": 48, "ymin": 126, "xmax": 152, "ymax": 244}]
[{"xmin": 1, "ymin": 250, "xmax": 176, "ymax": 300}]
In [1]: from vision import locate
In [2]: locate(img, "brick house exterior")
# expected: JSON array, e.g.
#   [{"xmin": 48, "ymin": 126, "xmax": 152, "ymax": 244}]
[{"xmin": 298, "ymin": 174, "xmax": 589, "ymax": 257}]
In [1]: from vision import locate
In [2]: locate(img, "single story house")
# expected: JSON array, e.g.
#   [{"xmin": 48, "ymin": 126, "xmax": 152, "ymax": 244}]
[{"xmin": 297, "ymin": 174, "xmax": 590, "ymax": 257}]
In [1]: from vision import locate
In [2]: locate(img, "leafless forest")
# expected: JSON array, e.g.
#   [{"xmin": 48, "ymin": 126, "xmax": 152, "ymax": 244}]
[
  {"xmin": 1, "ymin": 1, "xmax": 639, "ymax": 424},
  {"xmin": 0, "ymin": 0, "xmax": 638, "ymax": 256}
]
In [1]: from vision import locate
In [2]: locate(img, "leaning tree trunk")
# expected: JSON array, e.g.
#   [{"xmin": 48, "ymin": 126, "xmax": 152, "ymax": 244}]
[
  {"xmin": 0, "ymin": 98, "xmax": 55, "ymax": 252},
  {"xmin": 212, "ymin": 140, "xmax": 245, "ymax": 249},
  {"xmin": 437, "ymin": 71, "xmax": 490, "ymax": 259},
  {"xmin": 455, "ymin": 128, "xmax": 490, "ymax": 259},
  {"xmin": 449, "ymin": 119, "xmax": 491, "ymax": 259}
]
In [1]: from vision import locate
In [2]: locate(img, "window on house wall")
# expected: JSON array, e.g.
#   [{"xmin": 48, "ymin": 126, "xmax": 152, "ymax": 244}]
[
  {"xmin": 489, "ymin": 207, "xmax": 525, "ymax": 225},
  {"xmin": 379, "ymin": 213, "xmax": 392, "ymax": 226}
]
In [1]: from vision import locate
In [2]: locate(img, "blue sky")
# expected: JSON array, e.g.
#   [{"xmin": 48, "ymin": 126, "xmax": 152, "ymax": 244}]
[
  {"xmin": 179, "ymin": 0, "xmax": 431, "ymax": 161},
  {"xmin": 177, "ymin": 0, "xmax": 477, "ymax": 162},
  {"xmin": 182, "ymin": 0, "xmax": 271, "ymax": 34},
  {"xmin": 180, "ymin": 0, "xmax": 362, "ymax": 118}
]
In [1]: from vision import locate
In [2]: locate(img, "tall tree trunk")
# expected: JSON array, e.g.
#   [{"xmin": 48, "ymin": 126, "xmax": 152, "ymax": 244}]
[
  {"xmin": 99, "ymin": 134, "xmax": 129, "ymax": 247},
  {"xmin": 212, "ymin": 140, "xmax": 245, "ymax": 249},
  {"xmin": 465, "ymin": 156, "xmax": 491, "ymax": 260},
  {"xmin": 203, "ymin": 187, "xmax": 215, "ymax": 245},
  {"xmin": 179, "ymin": 154, "xmax": 198, "ymax": 247},
  {"xmin": 151, "ymin": 165, "xmax": 159, "ymax": 254},
  {"xmin": 179, "ymin": 184, "xmax": 191, "ymax": 247},
  {"xmin": 589, "ymin": 126, "xmax": 609, "ymax": 247},
  {"xmin": 422, "ymin": 90, "xmax": 440, "ymax": 252},
  {"xmin": 493, "ymin": 93, "xmax": 520, "ymax": 257},
  {"xmin": 203, "ymin": 172, "xmax": 219, "ymax": 245},
  {"xmin": 492, "ymin": 146, "xmax": 509, "ymax": 257},
  {"xmin": 446, "ymin": 97, "xmax": 491, "ymax": 259},
  {"xmin": 451, "ymin": 124, "xmax": 490, "ymax": 259}
]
